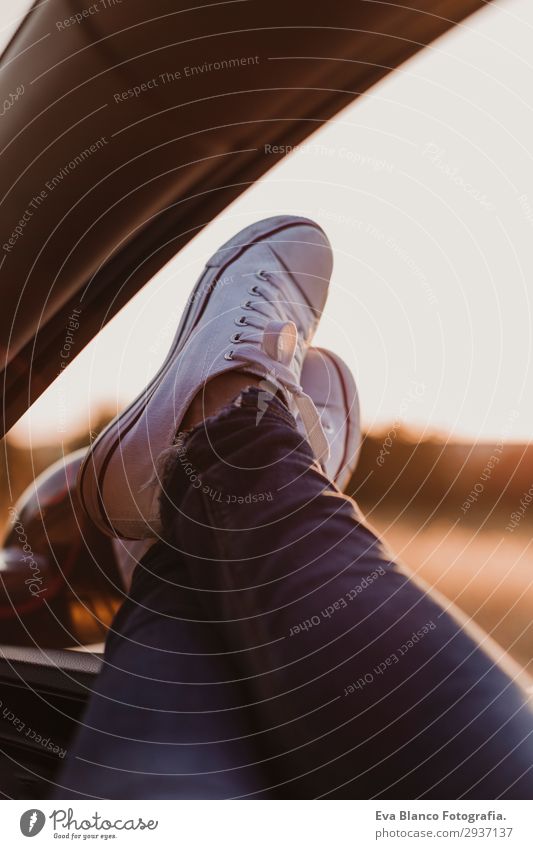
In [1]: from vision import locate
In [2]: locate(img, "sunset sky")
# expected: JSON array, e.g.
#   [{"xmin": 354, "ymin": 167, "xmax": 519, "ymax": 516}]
[{"xmin": 5, "ymin": 0, "xmax": 533, "ymax": 446}]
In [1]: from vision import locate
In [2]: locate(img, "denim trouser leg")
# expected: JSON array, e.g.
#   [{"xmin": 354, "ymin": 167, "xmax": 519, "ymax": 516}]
[
  {"xmin": 58, "ymin": 543, "xmax": 271, "ymax": 798},
  {"xmin": 161, "ymin": 387, "xmax": 533, "ymax": 799}
]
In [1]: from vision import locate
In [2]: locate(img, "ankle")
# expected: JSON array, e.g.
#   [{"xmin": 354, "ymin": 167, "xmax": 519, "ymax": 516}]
[{"xmin": 181, "ymin": 371, "xmax": 263, "ymax": 430}]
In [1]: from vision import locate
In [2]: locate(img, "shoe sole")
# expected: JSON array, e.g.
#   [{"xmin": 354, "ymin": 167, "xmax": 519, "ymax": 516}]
[{"xmin": 78, "ymin": 215, "xmax": 330, "ymax": 537}]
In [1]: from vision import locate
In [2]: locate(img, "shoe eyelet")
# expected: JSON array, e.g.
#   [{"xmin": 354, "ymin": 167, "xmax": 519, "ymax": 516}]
[
  {"xmin": 230, "ymin": 332, "xmax": 242, "ymax": 343},
  {"xmin": 241, "ymin": 300, "xmax": 253, "ymax": 309},
  {"xmin": 256, "ymin": 269, "xmax": 269, "ymax": 281},
  {"xmin": 224, "ymin": 350, "xmax": 234, "ymax": 360},
  {"xmin": 248, "ymin": 285, "xmax": 260, "ymax": 295},
  {"xmin": 235, "ymin": 316, "xmax": 248, "ymax": 326}
]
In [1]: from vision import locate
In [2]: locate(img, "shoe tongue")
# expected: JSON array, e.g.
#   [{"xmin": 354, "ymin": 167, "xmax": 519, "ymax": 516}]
[{"xmin": 261, "ymin": 320, "xmax": 297, "ymax": 365}]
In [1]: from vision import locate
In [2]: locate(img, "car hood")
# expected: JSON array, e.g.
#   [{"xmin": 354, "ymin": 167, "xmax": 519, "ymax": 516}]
[{"xmin": 0, "ymin": 0, "xmax": 485, "ymax": 434}]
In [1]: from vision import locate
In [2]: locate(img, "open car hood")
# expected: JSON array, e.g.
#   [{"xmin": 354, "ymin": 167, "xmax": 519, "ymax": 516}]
[{"xmin": 0, "ymin": 0, "xmax": 485, "ymax": 435}]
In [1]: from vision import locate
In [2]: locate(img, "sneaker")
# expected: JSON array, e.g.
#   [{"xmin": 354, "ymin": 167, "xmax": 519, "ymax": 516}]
[
  {"xmin": 78, "ymin": 215, "xmax": 333, "ymax": 539},
  {"xmin": 298, "ymin": 347, "xmax": 360, "ymax": 491}
]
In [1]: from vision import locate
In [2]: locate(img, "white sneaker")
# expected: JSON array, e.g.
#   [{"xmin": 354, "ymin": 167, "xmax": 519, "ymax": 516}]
[
  {"xmin": 297, "ymin": 347, "xmax": 360, "ymax": 491},
  {"xmin": 78, "ymin": 215, "xmax": 333, "ymax": 539}
]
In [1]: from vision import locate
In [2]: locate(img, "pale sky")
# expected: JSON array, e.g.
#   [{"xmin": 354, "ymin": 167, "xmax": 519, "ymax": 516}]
[{"xmin": 5, "ymin": 0, "xmax": 533, "ymax": 446}]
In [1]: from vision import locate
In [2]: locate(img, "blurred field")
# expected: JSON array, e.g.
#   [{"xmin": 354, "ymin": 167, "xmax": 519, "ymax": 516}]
[
  {"xmin": 365, "ymin": 510, "xmax": 533, "ymax": 671},
  {"xmin": 350, "ymin": 432, "xmax": 533, "ymax": 672},
  {"xmin": 1, "ymin": 422, "xmax": 532, "ymax": 669}
]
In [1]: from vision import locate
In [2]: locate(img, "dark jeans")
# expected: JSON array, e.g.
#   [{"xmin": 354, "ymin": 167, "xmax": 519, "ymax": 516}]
[{"xmin": 59, "ymin": 389, "xmax": 533, "ymax": 798}]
